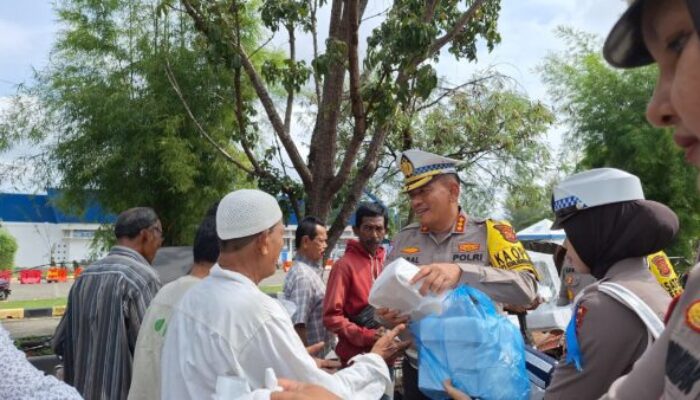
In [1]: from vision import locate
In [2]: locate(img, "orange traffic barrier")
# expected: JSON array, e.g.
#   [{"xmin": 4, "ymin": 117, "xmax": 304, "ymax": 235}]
[{"xmin": 47, "ymin": 267, "xmax": 68, "ymax": 283}]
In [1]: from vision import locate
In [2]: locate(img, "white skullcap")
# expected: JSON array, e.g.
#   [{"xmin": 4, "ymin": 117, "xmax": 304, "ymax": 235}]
[{"xmin": 216, "ymin": 189, "xmax": 283, "ymax": 240}]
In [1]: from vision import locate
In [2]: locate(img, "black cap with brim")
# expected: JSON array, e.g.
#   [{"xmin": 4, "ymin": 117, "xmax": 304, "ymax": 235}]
[{"xmin": 603, "ymin": 0, "xmax": 654, "ymax": 69}]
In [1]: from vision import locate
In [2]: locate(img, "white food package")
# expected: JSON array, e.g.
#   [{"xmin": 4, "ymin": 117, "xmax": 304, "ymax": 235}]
[{"xmin": 368, "ymin": 258, "xmax": 448, "ymax": 320}]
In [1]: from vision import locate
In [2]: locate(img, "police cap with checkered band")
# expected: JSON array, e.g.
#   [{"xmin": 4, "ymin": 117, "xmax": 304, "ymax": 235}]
[
  {"xmin": 400, "ymin": 149, "xmax": 462, "ymax": 192},
  {"xmin": 551, "ymin": 168, "xmax": 645, "ymax": 229}
]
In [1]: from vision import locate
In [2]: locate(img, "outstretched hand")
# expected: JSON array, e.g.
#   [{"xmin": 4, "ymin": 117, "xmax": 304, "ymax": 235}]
[
  {"xmin": 306, "ymin": 342, "xmax": 341, "ymax": 372},
  {"xmin": 370, "ymin": 324, "xmax": 412, "ymax": 362},
  {"xmin": 375, "ymin": 308, "xmax": 410, "ymax": 327}
]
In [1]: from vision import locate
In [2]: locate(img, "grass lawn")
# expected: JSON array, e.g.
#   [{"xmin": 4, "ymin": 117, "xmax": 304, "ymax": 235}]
[
  {"xmin": 0, "ymin": 297, "xmax": 67, "ymax": 310},
  {"xmin": 0, "ymin": 285, "xmax": 282, "ymax": 310},
  {"xmin": 260, "ymin": 284, "xmax": 283, "ymax": 295}
]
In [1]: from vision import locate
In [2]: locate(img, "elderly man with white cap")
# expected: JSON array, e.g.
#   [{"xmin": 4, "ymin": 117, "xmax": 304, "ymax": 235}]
[{"xmin": 161, "ymin": 189, "xmax": 409, "ymax": 400}]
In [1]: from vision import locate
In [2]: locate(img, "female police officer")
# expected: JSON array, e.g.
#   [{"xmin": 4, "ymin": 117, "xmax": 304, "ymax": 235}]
[{"xmin": 544, "ymin": 168, "xmax": 677, "ymax": 399}]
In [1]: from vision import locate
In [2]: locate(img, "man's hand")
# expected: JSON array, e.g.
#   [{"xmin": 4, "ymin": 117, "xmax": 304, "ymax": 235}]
[
  {"xmin": 443, "ymin": 379, "xmax": 471, "ymax": 400},
  {"xmin": 370, "ymin": 324, "xmax": 412, "ymax": 362},
  {"xmin": 270, "ymin": 379, "xmax": 340, "ymax": 400},
  {"xmin": 410, "ymin": 263, "xmax": 462, "ymax": 296},
  {"xmin": 306, "ymin": 341, "xmax": 341, "ymax": 372},
  {"xmin": 373, "ymin": 327, "xmax": 387, "ymax": 340},
  {"xmin": 305, "ymin": 341, "xmax": 325, "ymax": 356},
  {"xmin": 376, "ymin": 308, "xmax": 409, "ymax": 328}
]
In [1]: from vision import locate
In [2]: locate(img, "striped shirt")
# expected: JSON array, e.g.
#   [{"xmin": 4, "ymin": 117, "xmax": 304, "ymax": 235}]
[
  {"xmin": 52, "ymin": 246, "xmax": 161, "ymax": 400},
  {"xmin": 283, "ymin": 256, "xmax": 335, "ymax": 357}
]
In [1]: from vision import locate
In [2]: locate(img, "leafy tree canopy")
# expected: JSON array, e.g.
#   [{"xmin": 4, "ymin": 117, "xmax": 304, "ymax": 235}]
[{"xmin": 541, "ymin": 28, "xmax": 700, "ymax": 262}]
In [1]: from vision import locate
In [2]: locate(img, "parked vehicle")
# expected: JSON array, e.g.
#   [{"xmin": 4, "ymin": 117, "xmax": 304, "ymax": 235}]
[{"xmin": 0, "ymin": 277, "xmax": 11, "ymax": 300}]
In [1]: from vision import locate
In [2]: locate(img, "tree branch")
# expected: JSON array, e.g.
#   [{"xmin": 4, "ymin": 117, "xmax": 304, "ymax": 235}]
[
  {"xmin": 308, "ymin": 0, "xmax": 347, "ymax": 188},
  {"xmin": 284, "ymin": 24, "xmax": 295, "ymax": 133},
  {"xmin": 308, "ymin": 0, "xmax": 322, "ymax": 104},
  {"xmin": 250, "ymin": 35, "xmax": 274, "ymax": 58},
  {"xmin": 415, "ymin": 75, "xmax": 497, "ymax": 112},
  {"xmin": 330, "ymin": 0, "xmax": 366, "ymax": 193},
  {"xmin": 181, "ymin": 0, "xmax": 313, "ymax": 188},
  {"xmin": 397, "ymin": 0, "xmax": 488, "ymax": 86},
  {"xmin": 421, "ymin": 0, "xmax": 440, "ymax": 23},
  {"xmin": 429, "ymin": 0, "xmax": 487, "ymax": 55},
  {"xmin": 237, "ymin": 46, "xmax": 313, "ymax": 188},
  {"xmin": 327, "ymin": 121, "xmax": 392, "ymax": 255},
  {"xmin": 163, "ymin": 60, "xmax": 253, "ymax": 174}
]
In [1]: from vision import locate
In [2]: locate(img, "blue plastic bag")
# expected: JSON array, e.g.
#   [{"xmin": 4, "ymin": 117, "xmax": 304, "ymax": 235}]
[{"xmin": 410, "ymin": 285, "xmax": 530, "ymax": 400}]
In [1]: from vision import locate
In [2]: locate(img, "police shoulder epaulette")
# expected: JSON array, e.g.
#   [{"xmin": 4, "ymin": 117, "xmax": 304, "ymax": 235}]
[
  {"xmin": 400, "ymin": 222, "xmax": 421, "ymax": 232},
  {"xmin": 471, "ymin": 217, "xmax": 488, "ymax": 225}
]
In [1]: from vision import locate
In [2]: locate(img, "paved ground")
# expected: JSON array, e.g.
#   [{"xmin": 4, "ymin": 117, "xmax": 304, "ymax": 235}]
[
  {"xmin": 9, "ymin": 281, "xmax": 74, "ymax": 301},
  {"xmin": 3, "ymin": 269, "xmax": 290, "ymax": 339},
  {"xmin": 260, "ymin": 269, "xmax": 287, "ymax": 287},
  {"xmin": 8, "ymin": 269, "xmax": 288, "ymax": 302},
  {"xmin": 4, "ymin": 317, "xmax": 62, "ymax": 338}
]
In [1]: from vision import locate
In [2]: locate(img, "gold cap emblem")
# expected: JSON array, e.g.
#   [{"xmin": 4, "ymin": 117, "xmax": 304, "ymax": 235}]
[{"xmin": 400, "ymin": 156, "xmax": 414, "ymax": 177}]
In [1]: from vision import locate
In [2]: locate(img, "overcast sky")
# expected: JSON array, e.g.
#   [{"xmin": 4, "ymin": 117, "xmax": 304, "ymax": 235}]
[{"xmin": 0, "ymin": 0, "xmax": 628, "ymax": 192}]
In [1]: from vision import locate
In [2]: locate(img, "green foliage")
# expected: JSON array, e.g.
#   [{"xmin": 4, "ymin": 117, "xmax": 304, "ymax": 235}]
[
  {"xmin": 541, "ymin": 27, "xmax": 700, "ymax": 261},
  {"xmin": 504, "ymin": 179, "xmax": 559, "ymax": 231},
  {"xmin": 3, "ymin": 0, "xmax": 260, "ymax": 245},
  {"xmin": 373, "ymin": 74, "xmax": 554, "ymax": 223},
  {"xmin": 0, "ymin": 228, "xmax": 18, "ymax": 271},
  {"xmin": 364, "ymin": 0, "xmax": 501, "ymax": 115}
]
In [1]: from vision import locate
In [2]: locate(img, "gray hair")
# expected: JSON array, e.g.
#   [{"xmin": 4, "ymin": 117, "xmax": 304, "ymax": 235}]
[{"xmin": 114, "ymin": 207, "xmax": 159, "ymax": 239}]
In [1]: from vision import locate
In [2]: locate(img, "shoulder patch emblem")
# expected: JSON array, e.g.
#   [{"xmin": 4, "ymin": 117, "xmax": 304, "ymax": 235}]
[
  {"xmin": 402, "ymin": 246, "xmax": 421, "ymax": 255},
  {"xmin": 652, "ymin": 255, "xmax": 672, "ymax": 277},
  {"xmin": 458, "ymin": 242, "xmax": 480, "ymax": 253},
  {"xmin": 565, "ymin": 275, "xmax": 575, "ymax": 286},
  {"xmin": 575, "ymin": 305, "xmax": 588, "ymax": 333},
  {"xmin": 493, "ymin": 224, "xmax": 517, "ymax": 243},
  {"xmin": 685, "ymin": 300, "xmax": 700, "ymax": 333}
]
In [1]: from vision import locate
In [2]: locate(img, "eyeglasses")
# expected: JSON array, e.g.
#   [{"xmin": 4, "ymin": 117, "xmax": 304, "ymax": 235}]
[{"xmin": 149, "ymin": 225, "xmax": 163, "ymax": 237}]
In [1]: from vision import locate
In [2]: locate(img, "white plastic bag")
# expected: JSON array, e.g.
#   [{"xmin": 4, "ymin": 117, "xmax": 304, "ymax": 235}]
[{"xmin": 368, "ymin": 258, "xmax": 446, "ymax": 320}]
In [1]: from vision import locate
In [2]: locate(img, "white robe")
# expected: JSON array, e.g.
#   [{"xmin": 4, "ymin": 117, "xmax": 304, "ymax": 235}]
[{"xmin": 161, "ymin": 264, "xmax": 390, "ymax": 400}]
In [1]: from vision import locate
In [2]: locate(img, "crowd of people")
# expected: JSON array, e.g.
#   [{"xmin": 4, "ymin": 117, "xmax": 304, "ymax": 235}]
[{"xmin": 2, "ymin": 0, "xmax": 700, "ymax": 399}]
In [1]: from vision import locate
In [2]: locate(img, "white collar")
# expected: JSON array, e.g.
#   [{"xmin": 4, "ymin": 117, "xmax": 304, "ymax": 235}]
[{"xmin": 209, "ymin": 264, "xmax": 258, "ymax": 289}]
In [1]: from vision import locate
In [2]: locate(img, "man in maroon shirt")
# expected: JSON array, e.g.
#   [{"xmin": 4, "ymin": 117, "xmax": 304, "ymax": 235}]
[{"xmin": 323, "ymin": 203, "xmax": 388, "ymax": 365}]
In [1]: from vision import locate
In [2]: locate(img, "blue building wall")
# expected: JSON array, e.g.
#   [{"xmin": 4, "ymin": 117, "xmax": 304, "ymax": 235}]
[{"xmin": 0, "ymin": 190, "xmax": 115, "ymax": 224}]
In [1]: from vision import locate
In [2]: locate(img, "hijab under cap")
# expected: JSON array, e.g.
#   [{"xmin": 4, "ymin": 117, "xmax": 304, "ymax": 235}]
[{"xmin": 562, "ymin": 200, "xmax": 679, "ymax": 280}]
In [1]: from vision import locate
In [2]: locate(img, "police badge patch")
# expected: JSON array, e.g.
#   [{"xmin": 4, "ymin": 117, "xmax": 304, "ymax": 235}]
[{"xmin": 493, "ymin": 224, "xmax": 518, "ymax": 243}]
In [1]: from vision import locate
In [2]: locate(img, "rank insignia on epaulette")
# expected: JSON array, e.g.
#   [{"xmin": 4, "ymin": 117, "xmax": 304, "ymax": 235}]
[{"xmin": 454, "ymin": 215, "xmax": 466, "ymax": 233}]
